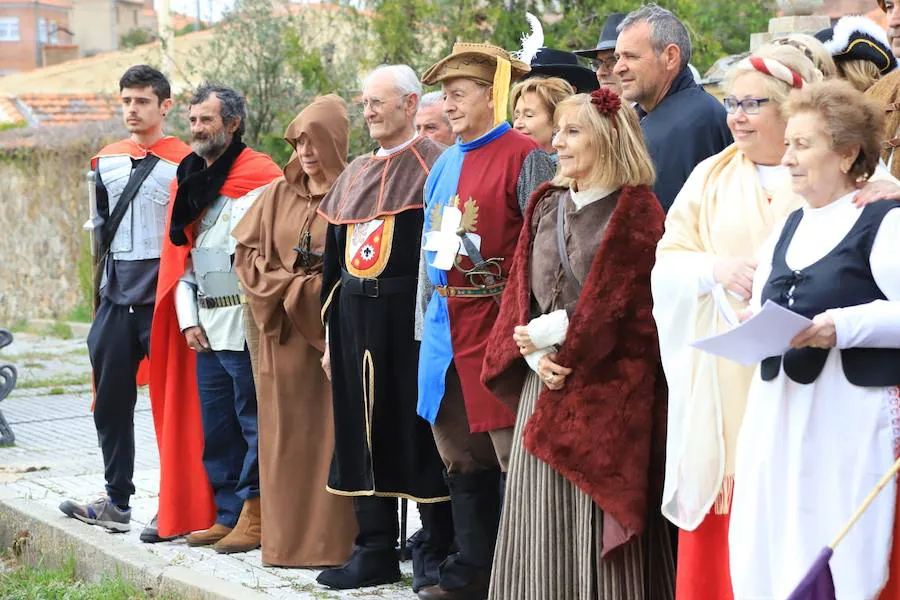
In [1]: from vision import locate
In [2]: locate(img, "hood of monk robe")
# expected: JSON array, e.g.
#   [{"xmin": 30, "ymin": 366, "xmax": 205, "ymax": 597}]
[
  {"xmin": 234, "ymin": 94, "xmax": 349, "ymax": 273},
  {"xmin": 281, "ymin": 93, "xmax": 348, "ymax": 196}
]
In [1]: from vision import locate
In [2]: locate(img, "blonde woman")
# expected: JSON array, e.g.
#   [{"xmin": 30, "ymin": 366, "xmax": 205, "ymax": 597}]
[
  {"xmin": 483, "ymin": 87, "xmax": 674, "ymax": 600},
  {"xmin": 511, "ymin": 76, "xmax": 575, "ymax": 156},
  {"xmin": 652, "ymin": 43, "xmax": 821, "ymax": 600}
]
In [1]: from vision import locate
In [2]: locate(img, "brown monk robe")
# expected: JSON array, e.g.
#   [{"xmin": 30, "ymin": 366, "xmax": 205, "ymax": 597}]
[{"xmin": 233, "ymin": 94, "xmax": 356, "ymax": 567}]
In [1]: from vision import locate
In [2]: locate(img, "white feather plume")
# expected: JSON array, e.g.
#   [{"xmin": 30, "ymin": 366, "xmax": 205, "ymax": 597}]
[{"xmin": 513, "ymin": 13, "xmax": 544, "ymax": 65}]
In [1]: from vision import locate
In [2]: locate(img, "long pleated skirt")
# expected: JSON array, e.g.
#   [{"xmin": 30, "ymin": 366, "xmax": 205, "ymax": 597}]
[{"xmin": 489, "ymin": 371, "xmax": 676, "ymax": 600}]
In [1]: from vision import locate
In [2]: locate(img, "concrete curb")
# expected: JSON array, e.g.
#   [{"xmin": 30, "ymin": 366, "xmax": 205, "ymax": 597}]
[{"xmin": 0, "ymin": 497, "xmax": 271, "ymax": 600}]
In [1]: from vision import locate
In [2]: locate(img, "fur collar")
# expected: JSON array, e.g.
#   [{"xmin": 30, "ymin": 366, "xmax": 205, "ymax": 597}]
[{"xmin": 482, "ymin": 181, "xmax": 667, "ymax": 547}]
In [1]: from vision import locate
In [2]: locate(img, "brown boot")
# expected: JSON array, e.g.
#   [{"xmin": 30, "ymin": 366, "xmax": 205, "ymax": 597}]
[
  {"xmin": 213, "ymin": 497, "xmax": 261, "ymax": 554},
  {"xmin": 186, "ymin": 523, "xmax": 232, "ymax": 547}
]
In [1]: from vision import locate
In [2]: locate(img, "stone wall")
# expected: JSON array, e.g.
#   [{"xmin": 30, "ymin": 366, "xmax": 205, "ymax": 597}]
[{"xmin": 0, "ymin": 123, "xmax": 119, "ymax": 323}]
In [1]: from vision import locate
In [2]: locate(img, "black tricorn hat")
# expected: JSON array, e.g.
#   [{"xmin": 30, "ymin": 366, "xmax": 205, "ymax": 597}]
[
  {"xmin": 525, "ymin": 47, "xmax": 599, "ymax": 93},
  {"xmin": 815, "ymin": 15, "xmax": 897, "ymax": 76},
  {"xmin": 574, "ymin": 13, "xmax": 627, "ymax": 58}
]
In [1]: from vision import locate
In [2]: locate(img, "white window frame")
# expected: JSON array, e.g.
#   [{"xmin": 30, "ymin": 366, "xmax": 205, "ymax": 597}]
[{"xmin": 0, "ymin": 17, "xmax": 20, "ymax": 42}]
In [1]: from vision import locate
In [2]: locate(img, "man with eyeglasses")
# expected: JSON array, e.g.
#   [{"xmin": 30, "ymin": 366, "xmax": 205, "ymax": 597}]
[
  {"xmin": 574, "ymin": 12, "xmax": 626, "ymax": 96},
  {"xmin": 614, "ymin": 5, "xmax": 731, "ymax": 211},
  {"xmin": 316, "ymin": 64, "xmax": 452, "ymax": 594}
]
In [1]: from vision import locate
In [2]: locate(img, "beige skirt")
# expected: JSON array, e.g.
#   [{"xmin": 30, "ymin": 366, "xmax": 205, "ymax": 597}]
[{"xmin": 488, "ymin": 371, "xmax": 675, "ymax": 600}]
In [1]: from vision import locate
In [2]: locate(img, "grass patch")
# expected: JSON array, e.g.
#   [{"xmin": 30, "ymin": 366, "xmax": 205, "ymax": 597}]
[
  {"xmin": 16, "ymin": 374, "xmax": 91, "ymax": 390},
  {"xmin": 67, "ymin": 303, "xmax": 93, "ymax": 324},
  {"xmin": 8, "ymin": 319, "xmax": 28, "ymax": 333},
  {"xmin": 6, "ymin": 321, "xmax": 77, "ymax": 340},
  {"xmin": 45, "ymin": 322, "xmax": 74, "ymax": 340},
  {"xmin": 0, "ymin": 554, "xmax": 174, "ymax": 599},
  {"xmin": 290, "ymin": 582, "xmax": 341, "ymax": 598},
  {"xmin": 48, "ymin": 387, "xmax": 66, "ymax": 395},
  {"xmin": 12, "ymin": 349, "xmax": 89, "ymax": 362}
]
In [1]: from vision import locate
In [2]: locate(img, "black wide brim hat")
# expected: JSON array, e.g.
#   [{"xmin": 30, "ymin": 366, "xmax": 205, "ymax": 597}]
[
  {"xmin": 525, "ymin": 47, "xmax": 599, "ymax": 93},
  {"xmin": 815, "ymin": 15, "xmax": 897, "ymax": 76},
  {"xmin": 573, "ymin": 12, "xmax": 627, "ymax": 58}
]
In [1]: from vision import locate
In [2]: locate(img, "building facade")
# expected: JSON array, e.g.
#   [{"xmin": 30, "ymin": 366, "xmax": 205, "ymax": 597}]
[{"xmin": 0, "ymin": 0, "xmax": 73, "ymax": 75}]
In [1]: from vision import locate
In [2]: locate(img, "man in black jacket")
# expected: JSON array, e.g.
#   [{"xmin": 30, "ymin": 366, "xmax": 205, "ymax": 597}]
[{"xmin": 614, "ymin": 4, "xmax": 732, "ymax": 212}]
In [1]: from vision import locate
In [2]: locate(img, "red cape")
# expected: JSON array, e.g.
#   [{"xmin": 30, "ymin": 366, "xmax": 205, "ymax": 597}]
[
  {"xmin": 91, "ymin": 136, "xmax": 191, "ymax": 169},
  {"xmin": 91, "ymin": 136, "xmax": 191, "ymax": 389},
  {"xmin": 482, "ymin": 183, "xmax": 667, "ymax": 548},
  {"xmin": 150, "ymin": 147, "xmax": 282, "ymax": 537}
]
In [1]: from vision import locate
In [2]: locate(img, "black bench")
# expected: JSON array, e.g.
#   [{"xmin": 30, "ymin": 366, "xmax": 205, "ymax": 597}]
[{"xmin": 0, "ymin": 328, "xmax": 17, "ymax": 446}]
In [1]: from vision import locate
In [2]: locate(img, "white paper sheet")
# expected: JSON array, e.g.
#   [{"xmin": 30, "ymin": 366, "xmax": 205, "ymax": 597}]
[{"xmin": 690, "ymin": 300, "xmax": 813, "ymax": 366}]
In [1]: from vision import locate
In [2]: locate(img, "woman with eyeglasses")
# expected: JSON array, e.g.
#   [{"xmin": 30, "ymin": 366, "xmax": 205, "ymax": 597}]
[
  {"xmin": 651, "ymin": 43, "xmax": 821, "ymax": 600},
  {"xmin": 729, "ymin": 79, "xmax": 900, "ymax": 600}
]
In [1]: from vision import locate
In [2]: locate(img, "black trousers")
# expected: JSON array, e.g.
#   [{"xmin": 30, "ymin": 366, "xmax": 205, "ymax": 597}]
[
  {"xmin": 353, "ymin": 496, "xmax": 453, "ymax": 552},
  {"xmin": 86, "ymin": 299, "xmax": 153, "ymax": 507}
]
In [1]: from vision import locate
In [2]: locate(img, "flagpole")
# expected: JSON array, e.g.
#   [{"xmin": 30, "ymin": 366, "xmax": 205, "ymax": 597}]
[{"xmin": 829, "ymin": 454, "xmax": 900, "ymax": 550}]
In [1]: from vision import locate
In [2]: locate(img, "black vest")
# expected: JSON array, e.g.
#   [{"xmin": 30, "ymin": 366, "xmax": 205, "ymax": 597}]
[{"xmin": 760, "ymin": 199, "xmax": 900, "ymax": 386}]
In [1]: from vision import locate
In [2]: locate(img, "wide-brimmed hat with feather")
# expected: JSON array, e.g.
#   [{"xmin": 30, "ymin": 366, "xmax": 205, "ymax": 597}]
[{"xmin": 514, "ymin": 13, "xmax": 598, "ymax": 93}]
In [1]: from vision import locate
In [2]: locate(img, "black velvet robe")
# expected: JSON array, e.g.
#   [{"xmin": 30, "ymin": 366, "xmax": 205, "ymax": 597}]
[{"xmin": 319, "ymin": 139, "xmax": 449, "ymax": 502}]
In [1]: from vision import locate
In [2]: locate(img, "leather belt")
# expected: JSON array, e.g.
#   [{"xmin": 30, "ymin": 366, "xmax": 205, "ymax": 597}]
[
  {"xmin": 436, "ymin": 282, "xmax": 506, "ymax": 298},
  {"xmin": 198, "ymin": 294, "xmax": 244, "ymax": 309},
  {"xmin": 340, "ymin": 269, "xmax": 416, "ymax": 298}
]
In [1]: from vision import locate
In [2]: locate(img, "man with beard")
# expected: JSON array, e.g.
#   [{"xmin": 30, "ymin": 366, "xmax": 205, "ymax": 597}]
[
  {"xmin": 149, "ymin": 84, "xmax": 281, "ymax": 551},
  {"xmin": 613, "ymin": 5, "xmax": 731, "ymax": 211},
  {"xmin": 416, "ymin": 91, "xmax": 456, "ymax": 146},
  {"xmin": 316, "ymin": 65, "xmax": 453, "ymax": 594},
  {"xmin": 59, "ymin": 65, "xmax": 191, "ymax": 541}
]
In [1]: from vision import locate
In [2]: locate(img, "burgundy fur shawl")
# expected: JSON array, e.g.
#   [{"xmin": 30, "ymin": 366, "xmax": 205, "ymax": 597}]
[{"xmin": 482, "ymin": 182, "xmax": 667, "ymax": 540}]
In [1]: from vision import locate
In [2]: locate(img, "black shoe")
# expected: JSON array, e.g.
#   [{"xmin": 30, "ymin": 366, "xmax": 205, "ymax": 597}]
[
  {"xmin": 139, "ymin": 514, "xmax": 178, "ymax": 544},
  {"xmin": 409, "ymin": 529, "xmax": 445, "ymax": 592},
  {"xmin": 316, "ymin": 546, "xmax": 401, "ymax": 590},
  {"xmin": 410, "ymin": 501, "xmax": 454, "ymax": 592}
]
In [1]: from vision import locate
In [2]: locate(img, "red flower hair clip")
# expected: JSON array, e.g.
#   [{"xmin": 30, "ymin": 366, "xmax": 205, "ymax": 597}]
[{"xmin": 589, "ymin": 88, "xmax": 622, "ymax": 117}]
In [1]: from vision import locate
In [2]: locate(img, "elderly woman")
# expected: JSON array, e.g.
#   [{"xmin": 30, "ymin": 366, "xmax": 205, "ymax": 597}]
[
  {"xmin": 510, "ymin": 76, "xmax": 575, "ymax": 156},
  {"xmin": 232, "ymin": 95, "xmax": 356, "ymax": 567},
  {"xmin": 652, "ymin": 44, "xmax": 820, "ymax": 600},
  {"xmin": 482, "ymin": 88, "xmax": 674, "ymax": 600},
  {"xmin": 728, "ymin": 80, "xmax": 900, "ymax": 600}
]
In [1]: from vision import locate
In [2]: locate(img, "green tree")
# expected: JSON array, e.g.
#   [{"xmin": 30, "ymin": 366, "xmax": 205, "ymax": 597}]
[
  {"xmin": 119, "ymin": 27, "xmax": 155, "ymax": 49},
  {"xmin": 195, "ymin": 0, "xmax": 300, "ymax": 152}
]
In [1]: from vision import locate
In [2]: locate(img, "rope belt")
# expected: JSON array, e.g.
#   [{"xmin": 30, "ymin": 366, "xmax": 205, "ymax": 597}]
[
  {"xmin": 340, "ymin": 269, "xmax": 416, "ymax": 298},
  {"xmin": 198, "ymin": 294, "xmax": 244, "ymax": 309},
  {"xmin": 436, "ymin": 282, "xmax": 506, "ymax": 298}
]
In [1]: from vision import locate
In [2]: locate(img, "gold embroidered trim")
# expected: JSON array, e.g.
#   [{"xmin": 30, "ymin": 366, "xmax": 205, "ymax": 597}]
[
  {"xmin": 320, "ymin": 281, "xmax": 341, "ymax": 324},
  {"xmin": 325, "ymin": 485, "xmax": 451, "ymax": 504}
]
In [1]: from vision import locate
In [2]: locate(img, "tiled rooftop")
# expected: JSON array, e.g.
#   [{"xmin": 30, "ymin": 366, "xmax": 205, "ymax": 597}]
[{"xmin": 16, "ymin": 93, "xmax": 120, "ymax": 126}]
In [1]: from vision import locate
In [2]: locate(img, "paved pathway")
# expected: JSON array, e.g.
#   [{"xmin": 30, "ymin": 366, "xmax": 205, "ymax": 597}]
[{"xmin": 0, "ymin": 331, "xmax": 420, "ymax": 599}]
